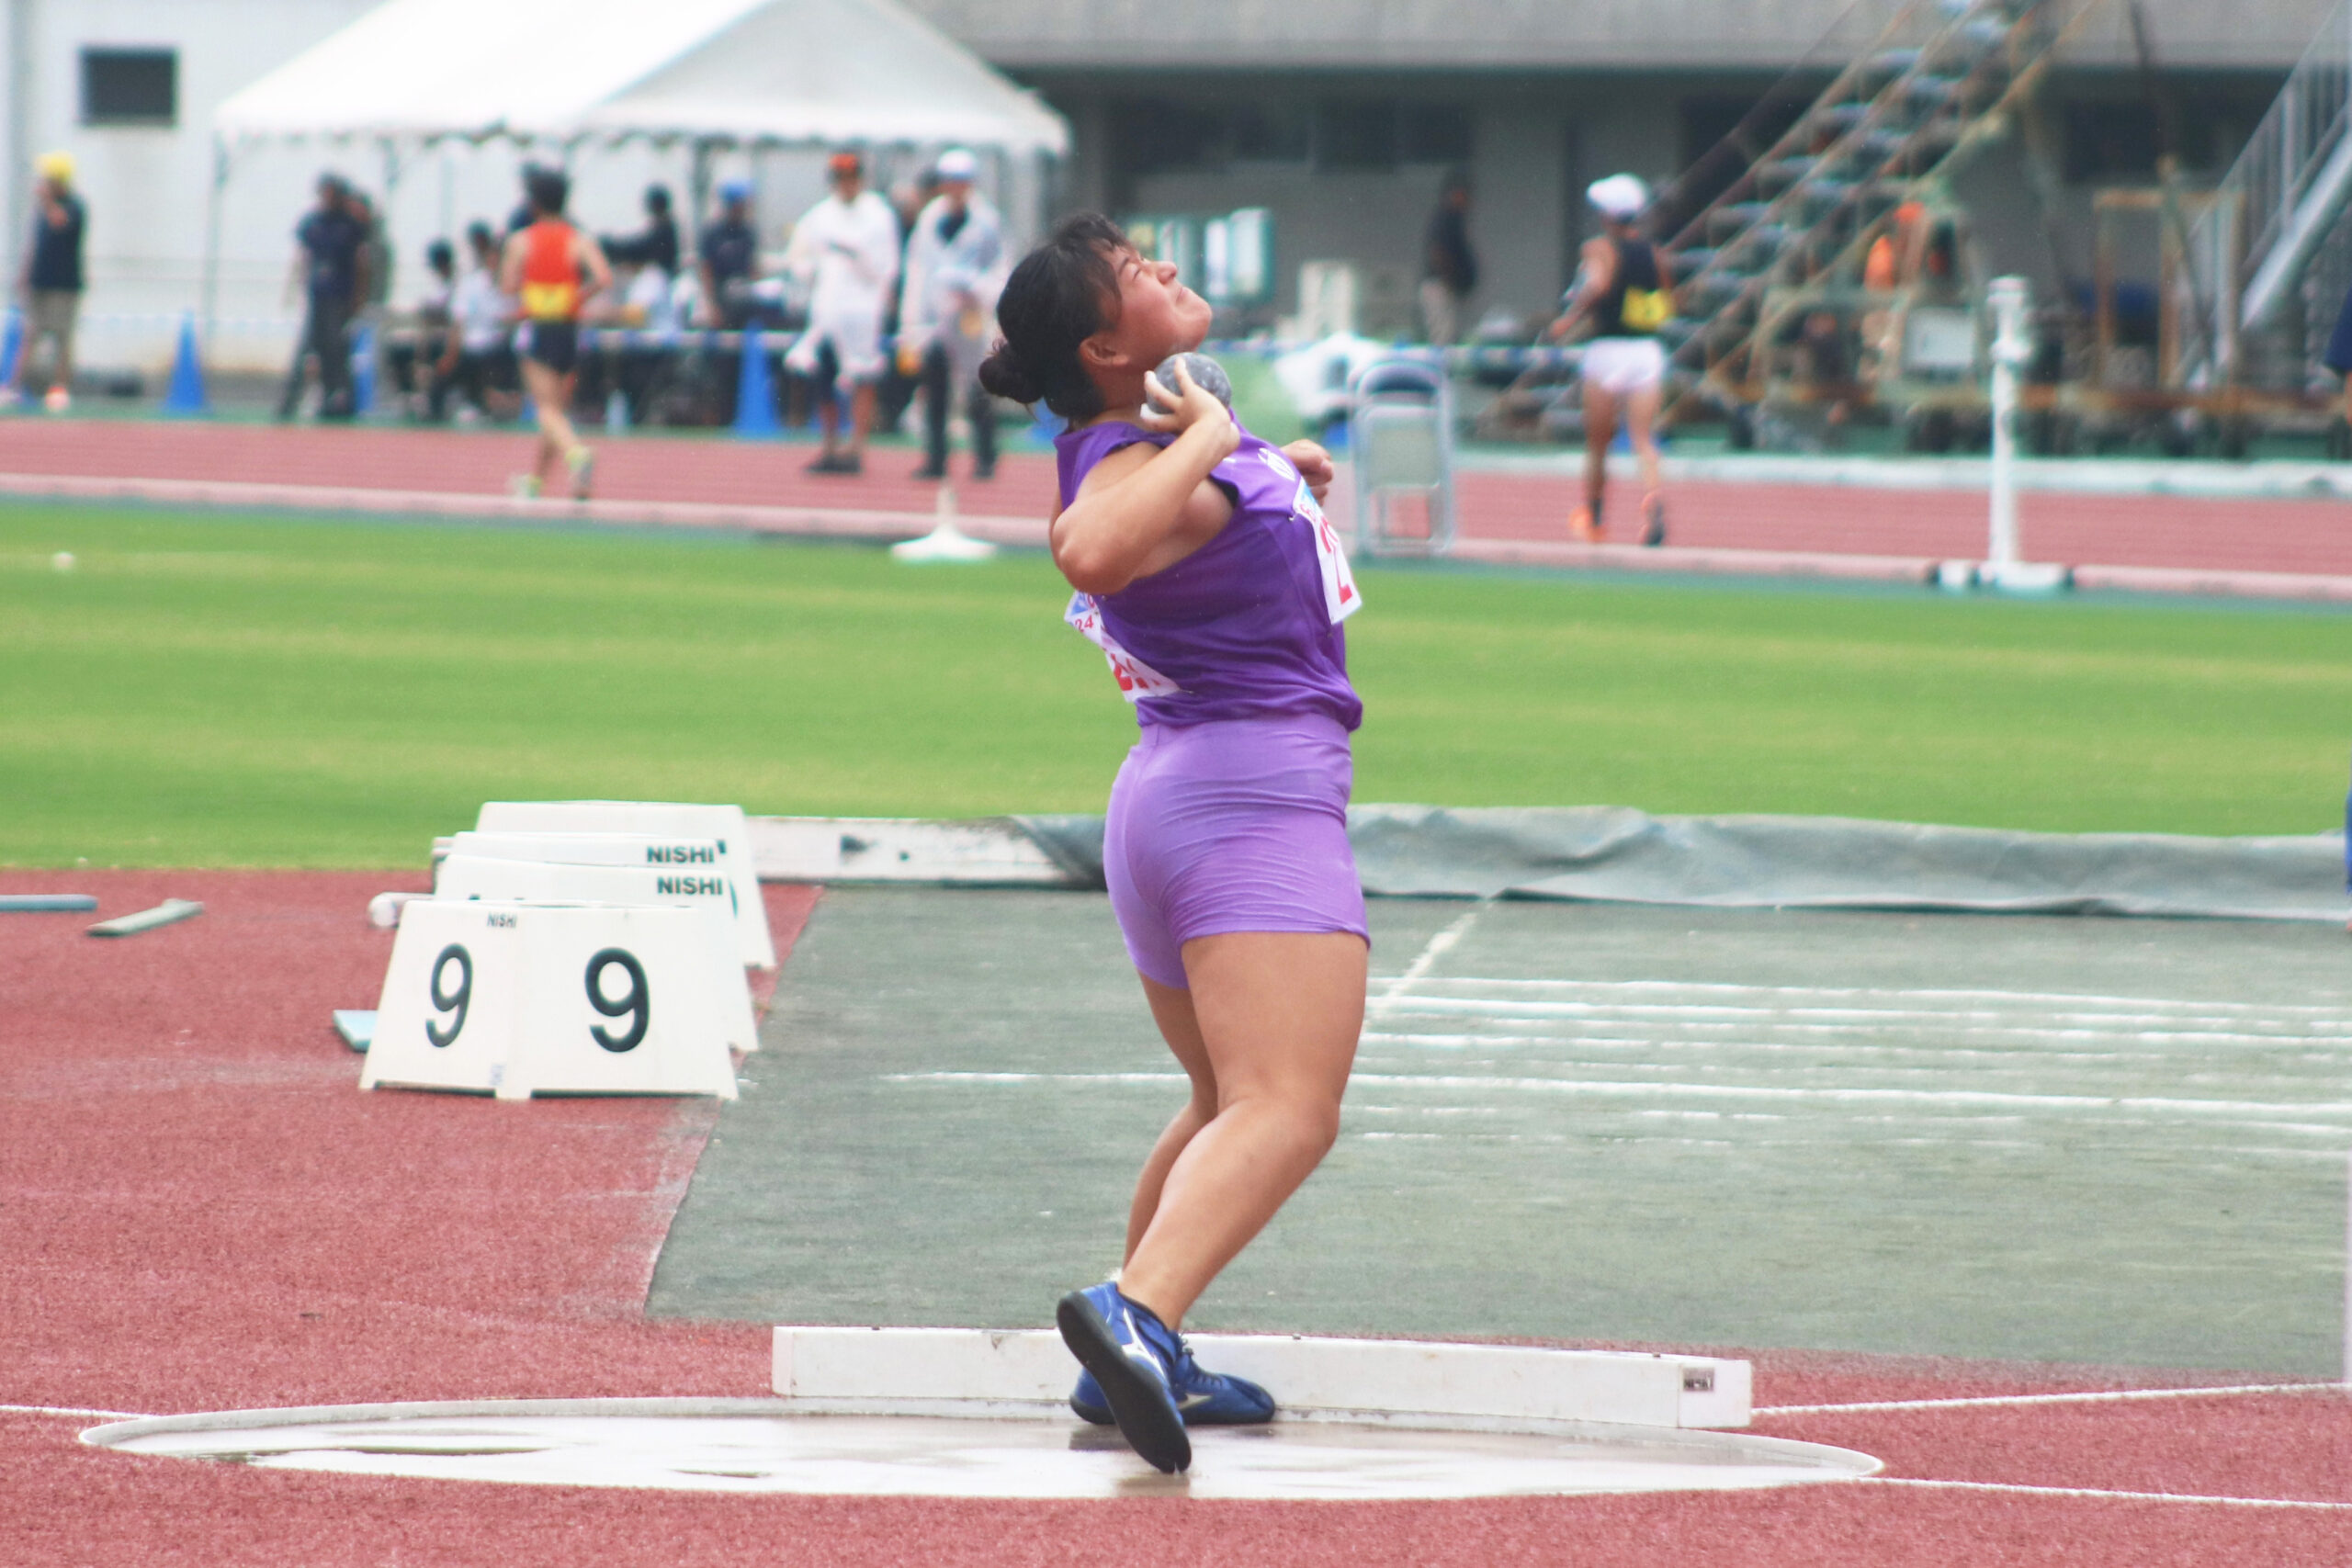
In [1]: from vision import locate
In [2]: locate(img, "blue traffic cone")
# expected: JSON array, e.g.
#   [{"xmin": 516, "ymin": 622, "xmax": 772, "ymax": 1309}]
[
  {"xmin": 733, "ymin": 325, "xmax": 780, "ymax": 437},
  {"xmin": 0, "ymin": 307, "xmax": 22, "ymax": 391},
  {"xmin": 351, "ymin": 321, "xmax": 377, "ymax": 415},
  {"xmin": 161, "ymin": 312, "xmax": 209, "ymax": 416}
]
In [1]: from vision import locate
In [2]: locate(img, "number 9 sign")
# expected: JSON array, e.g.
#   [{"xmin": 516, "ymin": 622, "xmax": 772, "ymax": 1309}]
[
  {"xmin": 365, "ymin": 901, "xmax": 741, "ymax": 1100},
  {"xmin": 425, "ymin": 944, "xmax": 472, "ymax": 1047},
  {"xmin": 585, "ymin": 948, "xmax": 650, "ymax": 1052}
]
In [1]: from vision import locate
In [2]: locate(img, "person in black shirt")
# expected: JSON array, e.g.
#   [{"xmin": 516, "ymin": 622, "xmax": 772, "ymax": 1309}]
[
  {"xmin": 1419, "ymin": 172, "xmax": 1477, "ymax": 347},
  {"xmin": 698, "ymin": 182, "xmax": 760, "ymax": 330},
  {"xmin": 698, "ymin": 181, "xmax": 760, "ymax": 423},
  {"xmin": 12, "ymin": 151, "xmax": 86, "ymax": 412},
  {"xmin": 604, "ymin": 185, "xmax": 680, "ymax": 276},
  {"xmin": 277, "ymin": 174, "xmax": 371, "ymax": 421},
  {"xmin": 1546, "ymin": 174, "xmax": 1671, "ymax": 545}
]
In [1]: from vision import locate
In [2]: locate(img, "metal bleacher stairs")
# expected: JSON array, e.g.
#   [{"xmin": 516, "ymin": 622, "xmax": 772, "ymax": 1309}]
[
  {"xmin": 1662, "ymin": 0, "xmax": 2098, "ymax": 413},
  {"xmin": 2181, "ymin": 0, "xmax": 2352, "ymax": 395}
]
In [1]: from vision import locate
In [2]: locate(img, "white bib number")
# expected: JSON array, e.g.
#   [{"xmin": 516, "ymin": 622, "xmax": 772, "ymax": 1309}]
[
  {"xmin": 1261, "ymin": 449, "xmax": 1362, "ymax": 625},
  {"xmin": 1065, "ymin": 592, "xmax": 1180, "ymax": 702}
]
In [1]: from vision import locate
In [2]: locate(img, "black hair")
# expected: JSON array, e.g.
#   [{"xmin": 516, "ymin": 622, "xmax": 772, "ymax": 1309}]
[
  {"xmin": 977, "ymin": 212, "xmax": 1128, "ymax": 420},
  {"xmin": 526, "ymin": 166, "xmax": 569, "ymax": 217},
  {"xmin": 645, "ymin": 184, "xmax": 672, "ymax": 214},
  {"xmin": 426, "ymin": 238, "xmax": 455, "ymax": 273},
  {"xmin": 466, "ymin": 220, "xmax": 494, "ymax": 253}
]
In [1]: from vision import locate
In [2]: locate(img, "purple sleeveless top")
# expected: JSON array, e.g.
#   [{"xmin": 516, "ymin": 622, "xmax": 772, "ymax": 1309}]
[{"xmin": 1056, "ymin": 419, "xmax": 1363, "ymax": 730}]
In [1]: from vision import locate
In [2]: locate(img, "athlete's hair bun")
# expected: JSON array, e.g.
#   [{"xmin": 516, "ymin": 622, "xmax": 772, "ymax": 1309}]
[
  {"xmin": 986, "ymin": 212, "xmax": 1127, "ymax": 421},
  {"xmin": 977, "ymin": 340, "xmax": 1043, "ymax": 405}
]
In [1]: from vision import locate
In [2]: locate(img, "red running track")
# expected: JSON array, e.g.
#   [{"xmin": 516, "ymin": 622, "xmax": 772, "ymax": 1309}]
[
  {"xmin": 5, "ymin": 871, "xmax": 2350, "ymax": 1563},
  {"xmin": 6, "ymin": 418, "xmax": 2352, "ymax": 576}
]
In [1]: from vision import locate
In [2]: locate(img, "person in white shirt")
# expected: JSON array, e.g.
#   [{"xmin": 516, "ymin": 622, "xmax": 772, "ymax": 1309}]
[
  {"xmin": 784, "ymin": 151, "xmax": 901, "ymax": 475},
  {"xmin": 438, "ymin": 221, "xmax": 518, "ymax": 422},
  {"xmin": 898, "ymin": 148, "xmax": 1009, "ymax": 481}
]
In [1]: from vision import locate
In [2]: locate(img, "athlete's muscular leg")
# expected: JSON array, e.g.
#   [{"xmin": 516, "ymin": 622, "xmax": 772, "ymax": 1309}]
[
  {"xmin": 1582, "ymin": 381, "xmax": 1618, "ymax": 520},
  {"xmin": 522, "ymin": 360, "xmax": 582, "ymax": 479},
  {"xmin": 1123, "ymin": 976, "xmax": 1220, "ymax": 1265},
  {"xmin": 1116, "ymin": 931, "xmax": 1367, "ymax": 1328},
  {"xmin": 849, "ymin": 382, "xmax": 877, "ymax": 458},
  {"xmin": 1625, "ymin": 379, "xmax": 1664, "ymax": 499}
]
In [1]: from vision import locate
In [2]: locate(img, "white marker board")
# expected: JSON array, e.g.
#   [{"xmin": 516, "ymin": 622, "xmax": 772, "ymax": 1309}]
[
  {"xmin": 363, "ymin": 900, "xmax": 741, "ymax": 1100},
  {"xmin": 473, "ymin": 803, "xmax": 774, "ymax": 967},
  {"xmin": 444, "ymin": 831, "xmax": 769, "ymax": 966}
]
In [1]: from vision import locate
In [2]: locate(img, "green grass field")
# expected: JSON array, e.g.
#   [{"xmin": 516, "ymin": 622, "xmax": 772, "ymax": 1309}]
[{"xmin": 3, "ymin": 502, "xmax": 2347, "ymax": 866}]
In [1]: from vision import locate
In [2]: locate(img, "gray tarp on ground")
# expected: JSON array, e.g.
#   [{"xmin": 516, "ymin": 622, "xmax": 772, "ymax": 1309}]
[{"xmin": 1016, "ymin": 807, "xmax": 2350, "ymax": 924}]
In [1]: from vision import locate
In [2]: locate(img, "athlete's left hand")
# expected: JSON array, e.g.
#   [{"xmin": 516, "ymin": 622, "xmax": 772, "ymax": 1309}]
[{"xmin": 1283, "ymin": 440, "xmax": 1335, "ymax": 502}]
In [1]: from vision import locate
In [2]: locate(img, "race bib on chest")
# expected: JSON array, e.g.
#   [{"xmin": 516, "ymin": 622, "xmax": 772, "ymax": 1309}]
[
  {"xmin": 1259, "ymin": 448, "xmax": 1362, "ymax": 624},
  {"xmin": 1065, "ymin": 593, "xmax": 1180, "ymax": 702}
]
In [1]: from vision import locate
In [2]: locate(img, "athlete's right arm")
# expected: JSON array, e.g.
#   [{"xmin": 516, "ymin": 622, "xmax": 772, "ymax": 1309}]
[{"xmin": 1051, "ymin": 363, "xmax": 1238, "ymax": 595}]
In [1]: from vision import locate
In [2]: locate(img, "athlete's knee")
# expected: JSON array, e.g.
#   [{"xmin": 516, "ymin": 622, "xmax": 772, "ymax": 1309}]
[{"xmin": 1226, "ymin": 1085, "xmax": 1341, "ymax": 1158}]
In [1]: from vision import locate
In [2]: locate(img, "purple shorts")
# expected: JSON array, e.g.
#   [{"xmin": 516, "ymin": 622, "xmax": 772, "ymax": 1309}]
[{"xmin": 1103, "ymin": 712, "xmax": 1368, "ymax": 989}]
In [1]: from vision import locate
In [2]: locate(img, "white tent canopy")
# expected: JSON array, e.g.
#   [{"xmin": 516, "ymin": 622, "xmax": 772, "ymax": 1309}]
[{"xmin": 212, "ymin": 0, "xmax": 1069, "ymax": 154}]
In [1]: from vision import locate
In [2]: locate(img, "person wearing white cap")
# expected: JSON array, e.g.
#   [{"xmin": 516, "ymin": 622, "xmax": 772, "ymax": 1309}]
[
  {"xmin": 10, "ymin": 152, "xmax": 86, "ymax": 412},
  {"xmin": 1546, "ymin": 173, "xmax": 1672, "ymax": 545},
  {"xmin": 898, "ymin": 147, "xmax": 1008, "ymax": 480},
  {"xmin": 785, "ymin": 151, "xmax": 902, "ymax": 475}
]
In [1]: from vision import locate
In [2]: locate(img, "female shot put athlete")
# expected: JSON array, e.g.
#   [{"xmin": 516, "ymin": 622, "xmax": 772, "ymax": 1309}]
[{"xmin": 977, "ymin": 215, "xmax": 1369, "ymax": 1474}]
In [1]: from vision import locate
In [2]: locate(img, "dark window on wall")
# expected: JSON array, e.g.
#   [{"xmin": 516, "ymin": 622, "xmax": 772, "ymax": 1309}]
[
  {"xmin": 1317, "ymin": 102, "xmax": 1398, "ymax": 170},
  {"xmin": 1109, "ymin": 98, "xmax": 1227, "ymax": 176},
  {"xmin": 81, "ymin": 47, "xmax": 177, "ymax": 126},
  {"xmin": 1231, "ymin": 105, "xmax": 1312, "ymax": 164},
  {"xmin": 1400, "ymin": 105, "xmax": 1474, "ymax": 164},
  {"xmin": 2063, "ymin": 101, "xmax": 2162, "ymax": 182},
  {"xmin": 1674, "ymin": 93, "xmax": 1808, "ymax": 222}
]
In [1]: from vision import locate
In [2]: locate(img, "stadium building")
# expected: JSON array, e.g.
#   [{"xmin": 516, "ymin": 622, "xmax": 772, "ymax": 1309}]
[
  {"xmin": 905, "ymin": 0, "xmax": 2327, "ymax": 336},
  {"xmin": 0, "ymin": 0, "xmax": 2336, "ymax": 367}
]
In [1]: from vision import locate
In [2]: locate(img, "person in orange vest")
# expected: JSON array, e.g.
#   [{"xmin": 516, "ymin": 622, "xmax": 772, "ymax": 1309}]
[{"xmin": 499, "ymin": 166, "xmax": 611, "ymax": 499}]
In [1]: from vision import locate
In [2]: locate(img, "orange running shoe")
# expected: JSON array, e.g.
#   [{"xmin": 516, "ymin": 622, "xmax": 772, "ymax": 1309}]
[{"xmin": 1569, "ymin": 504, "xmax": 1602, "ymax": 543}]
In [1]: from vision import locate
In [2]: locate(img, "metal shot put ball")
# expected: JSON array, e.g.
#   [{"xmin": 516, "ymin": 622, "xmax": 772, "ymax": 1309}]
[{"xmin": 1152, "ymin": 352, "xmax": 1233, "ymax": 410}]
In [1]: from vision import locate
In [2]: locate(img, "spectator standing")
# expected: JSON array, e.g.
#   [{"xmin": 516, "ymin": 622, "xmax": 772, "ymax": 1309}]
[
  {"xmin": 783, "ymin": 151, "xmax": 900, "ymax": 475},
  {"xmin": 898, "ymin": 148, "xmax": 1007, "ymax": 480},
  {"xmin": 698, "ymin": 180, "xmax": 760, "ymax": 423},
  {"xmin": 10, "ymin": 151, "xmax": 85, "ymax": 412},
  {"xmin": 277, "ymin": 174, "xmax": 370, "ymax": 421},
  {"xmin": 440, "ymin": 221, "xmax": 517, "ymax": 423},
  {"xmin": 1419, "ymin": 171, "xmax": 1477, "ymax": 347},
  {"xmin": 499, "ymin": 166, "xmax": 611, "ymax": 498},
  {"xmin": 605, "ymin": 185, "xmax": 680, "ymax": 276},
  {"xmin": 698, "ymin": 180, "xmax": 760, "ymax": 329}
]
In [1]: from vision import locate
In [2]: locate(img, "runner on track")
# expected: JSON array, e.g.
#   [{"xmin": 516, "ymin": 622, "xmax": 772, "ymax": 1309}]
[
  {"xmin": 500, "ymin": 167, "xmax": 610, "ymax": 500},
  {"xmin": 1547, "ymin": 173, "xmax": 1670, "ymax": 546},
  {"xmin": 978, "ymin": 214, "xmax": 1367, "ymax": 1474}
]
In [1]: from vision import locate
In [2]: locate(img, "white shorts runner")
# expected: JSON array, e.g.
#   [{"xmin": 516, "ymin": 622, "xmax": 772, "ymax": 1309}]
[
  {"xmin": 786, "ymin": 307, "xmax": 886, "ymax": 384},
  {"xmin": 1581, "ymin": 336, "xmax": 1666, "ymax": 397}
]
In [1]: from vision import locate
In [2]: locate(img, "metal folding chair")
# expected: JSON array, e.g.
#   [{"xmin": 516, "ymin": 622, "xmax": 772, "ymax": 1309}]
[{"xmin": 1348, "ymin": 357, "xmax": 1457, "ymax": 557}]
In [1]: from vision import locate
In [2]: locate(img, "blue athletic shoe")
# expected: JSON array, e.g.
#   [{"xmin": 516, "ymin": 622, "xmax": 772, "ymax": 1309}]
[
  {"xmin": 1070, "ymin": 1345, "xmax": 1276, "ymax": 1427},
  {"xmin": 1055, "ymin": 1282, "xmax": 1191, "ymax": 1472}
]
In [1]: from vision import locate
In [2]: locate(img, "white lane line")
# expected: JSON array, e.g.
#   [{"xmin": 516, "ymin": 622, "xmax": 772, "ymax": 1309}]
[
  {"xmin": 0, "ymin": 1404, "xmax": 152, "ymax": 1420},
  {"xmin": 1392, "ymin": 978, "xmax": 2352, "ymax": 1015},
  {"xmin": 1360, "ymin": 1028, "xmax": 2342, "ymax": 1063},
  {"xmin": 888, "ymin": 1070, "xmax": 2352, "ymax": 1125},
  {"xmin": 1366, "ymin": 1019, "xmax": 2352, "ymax": 1052},
  {"xmin": 1374, "ymin": 996, "xmax": 2351, "ymax": 1039},
  {"xmin": 1343, "ymin": 1073, "xmax": 2352, "ymax": 1121},
  {"xmin": 884, "ymin": 1071, "xmax": 1182, "ymax": 1085},
  {"xmin": 1858, "ymin": 1476, "xmax": 2352, "ymax": 1510},
  {"xmin": 1372, "ymin": 903, "xmax": 1488, "ymax": 1015},
  {"xmin": 1758, "ymin": 1382, "xmax": 2340, "ymax": 1416}
]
